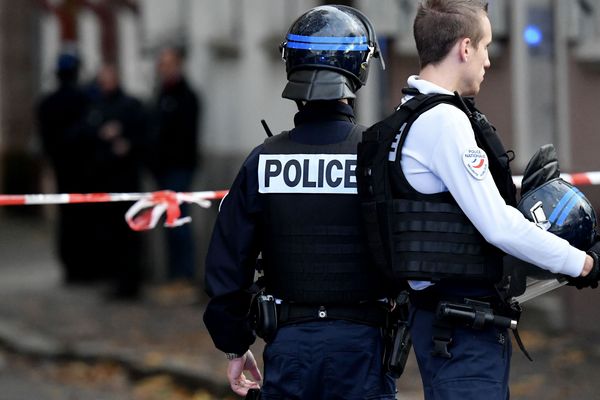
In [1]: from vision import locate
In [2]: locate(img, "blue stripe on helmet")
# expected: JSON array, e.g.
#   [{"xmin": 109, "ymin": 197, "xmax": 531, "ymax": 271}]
[
  {"xmin": 556, "ymin": 192, "xmax": 582, "ymax": 226},
  {"xmin": 548, "ymin": 188, "xmax": 576, "ymax": 224},
  {"xmin": 286, "ymin": 42, "xmax": 369, "ymax": 51},
  {"xmin": 287, "ymin": 33, "xmax": 368, "ymax": 44},
  {"xmin": 555, "ymin": 187, "xmax": 586, "ymax": 226}
]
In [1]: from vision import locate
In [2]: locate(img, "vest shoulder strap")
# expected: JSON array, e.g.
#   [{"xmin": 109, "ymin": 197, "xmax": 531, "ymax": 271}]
[
  {"xmin": 263, "ymin": 130, "xmax": 290, "ymax": 148},
  {"xmin": 362, "ymin": 93, "xmax": 462, "ymax": 145},
  {"xmin": 264, "ymin": 124, "xmax": 365, "ymax": 151},
  {"xmin": 357, "ymin": 93, "xmax": 462, "ymax": 202}
]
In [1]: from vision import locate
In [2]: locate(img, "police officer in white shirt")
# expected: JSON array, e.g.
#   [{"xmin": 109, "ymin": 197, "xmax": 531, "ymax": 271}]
[{"xmin": 365, "ymin": 1, "xmax": 600, "ymax": 399}]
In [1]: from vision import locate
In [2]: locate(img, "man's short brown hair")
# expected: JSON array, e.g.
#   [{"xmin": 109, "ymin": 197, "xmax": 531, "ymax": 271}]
[{"xmin": 414, "ymin": 0, "xmax": 489, "ymax": 68}]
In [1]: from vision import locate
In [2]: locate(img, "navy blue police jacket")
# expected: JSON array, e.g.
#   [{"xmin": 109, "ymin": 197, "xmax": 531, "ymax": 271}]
[{"xmin": 203, "ymin": 101, "xmax": 358, "ymax": 355}]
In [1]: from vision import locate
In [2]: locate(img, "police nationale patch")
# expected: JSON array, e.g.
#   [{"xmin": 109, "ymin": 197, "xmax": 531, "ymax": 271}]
[{"xmin": 462, "ymin": 147, "xmax": 489, "ymax": 180}]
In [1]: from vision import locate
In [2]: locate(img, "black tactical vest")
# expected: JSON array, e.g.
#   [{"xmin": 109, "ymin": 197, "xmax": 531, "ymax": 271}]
[
  {"xmin": 357, "ymin": 92, "xmax": 517, "ymax": 284},
  {"xmin": 259, "ymin": 127, "xmax": 390, "ymax": 304}
]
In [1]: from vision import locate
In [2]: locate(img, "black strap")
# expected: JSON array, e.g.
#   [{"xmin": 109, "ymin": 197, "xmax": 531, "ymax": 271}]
[
  {"xmin": 513, "ymin": 327, "xmax": 533, "ymax": 362},
  {"xmin": 431, "ymin": 319, "xmax": 453, "ymax": 359}
]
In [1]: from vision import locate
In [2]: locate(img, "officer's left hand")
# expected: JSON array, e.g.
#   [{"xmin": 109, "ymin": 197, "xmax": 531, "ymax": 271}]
[{"xmin": 226, "ymin": 350, "xmax": 262, "ymax": 396}]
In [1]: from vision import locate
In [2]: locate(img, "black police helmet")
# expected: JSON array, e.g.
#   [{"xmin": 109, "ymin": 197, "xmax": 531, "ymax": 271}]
[
  {"xmin": 280, "ymin": 5, "xmax": 384, "ymax": 101},
  {"xmin": 517, "ymin": 178, "xmax": 597, "ymax": 250}
]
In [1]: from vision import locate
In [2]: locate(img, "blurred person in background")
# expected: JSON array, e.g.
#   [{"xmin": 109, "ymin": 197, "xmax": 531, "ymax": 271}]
[
  {"xmin": 147, "ymin": 45, "xmax": 202, "ymax": 290},
  {"xmin": 37, "ymin": 50, "xmax": 95, "ymax": 284},
  {"xmin": 80, "ymin": 63, "xmax": 146, "ymax": 299}
]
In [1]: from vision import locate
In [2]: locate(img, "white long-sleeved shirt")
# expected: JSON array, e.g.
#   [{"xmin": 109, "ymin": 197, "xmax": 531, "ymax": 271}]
[{"xmin": 398, "ymin": 76, "xmax": 584, "ymax": 290}]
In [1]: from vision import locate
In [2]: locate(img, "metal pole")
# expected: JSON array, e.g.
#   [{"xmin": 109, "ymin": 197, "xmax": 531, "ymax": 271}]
[
  {"xmin": 511, "ymin": 0, "xmax": 531, "ymax": 170},
  {"xmin": 553, "ymin": 0, "xmax": 572, "ymax": 171}
]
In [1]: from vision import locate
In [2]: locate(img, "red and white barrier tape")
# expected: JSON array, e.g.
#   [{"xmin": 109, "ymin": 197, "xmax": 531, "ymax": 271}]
[
  {"xmin": 0, "ymin": 190, "xmax": 228, "ymax": 231},
  {"xmin": 512, "ymin": 172, "xmax": 600, "ymax": 189},
  {"xmin": 1, "ymin": 170, "xmax": 599, "ymax": 231}
]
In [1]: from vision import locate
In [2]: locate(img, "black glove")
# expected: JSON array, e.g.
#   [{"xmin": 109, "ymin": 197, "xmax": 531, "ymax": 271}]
[{"xmin": 567, "ymin": 248, "xmax": 600, "ymax": 289}]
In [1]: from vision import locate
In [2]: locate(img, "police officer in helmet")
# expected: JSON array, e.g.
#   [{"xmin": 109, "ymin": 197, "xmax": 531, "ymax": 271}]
[
  {"xmin": 357, "ymin": 0, "xmax": 600, "ymax": 399},
  {"xmin": 203, "ymin": 5, "xmax": 396, "ymax": 399}
]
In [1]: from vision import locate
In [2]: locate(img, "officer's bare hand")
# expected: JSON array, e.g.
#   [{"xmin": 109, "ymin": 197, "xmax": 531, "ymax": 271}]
[{"xmin": 227, "ymin": 350, "xmax": 262, "ymax": 396}]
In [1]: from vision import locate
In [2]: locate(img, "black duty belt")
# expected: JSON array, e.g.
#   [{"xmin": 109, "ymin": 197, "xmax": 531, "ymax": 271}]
[
  {"xmin": 277, "ymin": 301, "xmax": 389, "ymax": 327},
  {"xmin": 409, "ymin": 288, "xmax": 503, "ymax": 312}
]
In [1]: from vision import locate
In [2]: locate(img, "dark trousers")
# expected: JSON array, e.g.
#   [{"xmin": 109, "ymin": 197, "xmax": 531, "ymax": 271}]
[
  {"xmin": 260, "ymin": 320, "xmax": 396, "ymax": 400},
  {"xmin": 410, "ymin": 305, "xmax": 512, "ymax": 400},
  {"xmin": 155, "ymin": 168, "xmax": 196, "ymax": 280}
]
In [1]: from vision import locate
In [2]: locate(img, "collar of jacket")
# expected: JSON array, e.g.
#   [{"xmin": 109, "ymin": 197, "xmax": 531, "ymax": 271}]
[{"xmin": 293, "ymin": 101, "xmax": 354, "ymax": 126}]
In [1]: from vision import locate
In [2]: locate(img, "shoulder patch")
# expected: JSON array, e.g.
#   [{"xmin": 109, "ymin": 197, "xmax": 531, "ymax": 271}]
[{"xmin": 462, "ymin": 147, "xmax": 489, "ymax": 180}]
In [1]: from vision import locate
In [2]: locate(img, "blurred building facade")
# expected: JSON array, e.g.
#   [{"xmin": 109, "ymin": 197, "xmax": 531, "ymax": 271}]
[{"xmin": 0, "ymin": 0, "xmax": 599, "ymax": 329}]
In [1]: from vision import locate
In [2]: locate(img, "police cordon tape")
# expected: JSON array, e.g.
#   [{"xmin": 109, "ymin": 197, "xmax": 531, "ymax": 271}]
[
  {"xmin": 516, "ymin": 171, "xmax": 600, "ymax": 187},
  {"xmin": 0, "ymin": 190, "xmax": 228, "ymax": 231},
  {"xmin": 0, "ymin": 171, "xmax": 598, "ymax": 231}
]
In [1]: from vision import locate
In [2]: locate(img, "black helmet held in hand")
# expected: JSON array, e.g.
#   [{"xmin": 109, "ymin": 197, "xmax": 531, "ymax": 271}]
[
  {"xmin": 280, "ymin": 5, "xmax": 385, "ymax": 101},
  {"xmin": 517, "ymin": 178, "xmax": 597, "ymax": 250}
]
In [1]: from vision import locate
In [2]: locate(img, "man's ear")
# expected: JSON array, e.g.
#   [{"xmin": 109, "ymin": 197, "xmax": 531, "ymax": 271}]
[{"xmin": 459, "ymin": 37, "xmax": 471, "ymax": 62}]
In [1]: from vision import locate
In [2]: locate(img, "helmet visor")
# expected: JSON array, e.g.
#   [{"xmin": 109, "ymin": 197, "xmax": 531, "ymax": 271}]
[{"xmin": 283, "ymin": 33, "xmax": 371, "ymax": 85}]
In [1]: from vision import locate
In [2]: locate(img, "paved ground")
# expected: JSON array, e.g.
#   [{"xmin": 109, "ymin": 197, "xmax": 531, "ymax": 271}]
[{"xmin": 0, "ymin": 213, "xmax": 599, "ymax": 399}]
